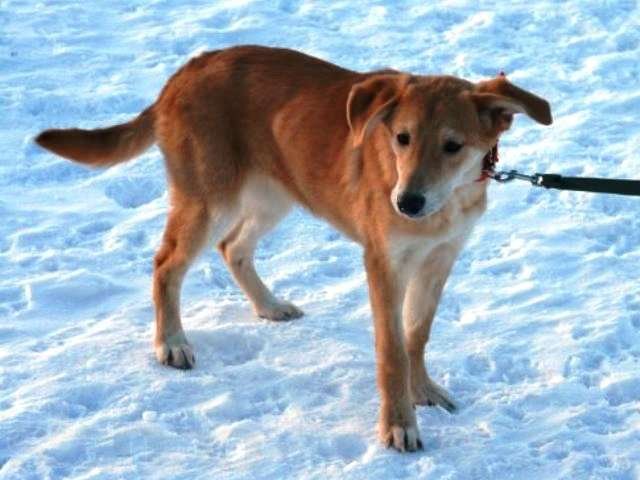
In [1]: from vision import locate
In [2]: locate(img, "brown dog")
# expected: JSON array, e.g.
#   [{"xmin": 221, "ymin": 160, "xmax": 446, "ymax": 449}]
[{"xmin": 35, "ymin": 45, "xmax": 552, "ymax": 452}]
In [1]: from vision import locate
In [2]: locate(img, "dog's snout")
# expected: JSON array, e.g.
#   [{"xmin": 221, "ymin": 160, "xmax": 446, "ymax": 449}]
[{"xmin": 397, "ymin": 192, "xmax": 426, "ymax": 217}]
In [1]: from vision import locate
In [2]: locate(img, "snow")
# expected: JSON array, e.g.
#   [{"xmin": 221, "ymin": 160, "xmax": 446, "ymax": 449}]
[{"xmin": 1, "ymin": 1, "xmax": 640, "ymax": 478}]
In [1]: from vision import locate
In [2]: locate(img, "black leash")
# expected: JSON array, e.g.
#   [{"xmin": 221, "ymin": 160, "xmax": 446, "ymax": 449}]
[
  {"xmin": 481, "ymin": 145, "xmax": 640, "ymax": 197},
  {"xmin": 489, "ymin": 170, "xmax": 640, "ymax": 197}
]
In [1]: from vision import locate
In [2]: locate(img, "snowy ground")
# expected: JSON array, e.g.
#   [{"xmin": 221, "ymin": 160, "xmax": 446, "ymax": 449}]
[{"xmin": 2, "ymin": 1, "xmax": 640, "ymax": 478}]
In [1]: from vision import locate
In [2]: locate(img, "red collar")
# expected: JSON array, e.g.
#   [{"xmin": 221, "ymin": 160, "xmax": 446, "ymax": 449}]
[{"xmin": 478, "ymin": 144, "xmax": 499, "ymax": 181}]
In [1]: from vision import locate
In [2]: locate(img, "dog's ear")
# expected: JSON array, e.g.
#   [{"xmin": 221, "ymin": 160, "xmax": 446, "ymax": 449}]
[
  {"xmin": 346, "ymin": 75, "xmax": 409, "ymax": 147},
  {"xmin": 471, "ymin": 76, "xmax": 552, "ymax": 134}
]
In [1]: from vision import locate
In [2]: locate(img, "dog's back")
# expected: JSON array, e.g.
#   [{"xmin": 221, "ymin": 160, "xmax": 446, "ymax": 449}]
[
  {"xmin": 152, "ymin": 46, "xmax": 362, "ymax": 206},
  {"xmin": 37, "ymin": 46, "xmax": 362, "ymax": 209}
]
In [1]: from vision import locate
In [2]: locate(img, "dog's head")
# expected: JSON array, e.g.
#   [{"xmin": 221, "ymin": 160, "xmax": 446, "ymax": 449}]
[{"xmin": 346, "ymin": 74, "xmax": 552, "ymax": 219}]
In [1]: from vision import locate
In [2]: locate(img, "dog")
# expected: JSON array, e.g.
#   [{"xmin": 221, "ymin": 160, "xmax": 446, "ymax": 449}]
[{"xmin": 35, "ymin": 45, "xmax": 552, "ymax": 452}]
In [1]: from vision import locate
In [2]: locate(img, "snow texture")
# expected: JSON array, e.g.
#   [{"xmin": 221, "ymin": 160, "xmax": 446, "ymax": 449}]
[{"xmin": 2, "ymin": 1, "xmax": 640, "ymax": 479}]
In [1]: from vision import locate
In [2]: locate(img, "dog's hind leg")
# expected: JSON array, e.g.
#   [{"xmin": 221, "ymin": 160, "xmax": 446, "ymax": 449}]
[
  {"xmin": 218, "ymin": 176, "xmax": 303, "ymax": 321},
  {"xmin": 403, "ymin": 239, "xmax": 464, "ymax": 412},
  {"xmin": 153, "ymin": 196, "xmax": 212, "ymax": 369}
]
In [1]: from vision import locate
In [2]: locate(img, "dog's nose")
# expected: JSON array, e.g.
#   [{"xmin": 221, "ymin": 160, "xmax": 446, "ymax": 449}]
[{"xmin": 397, "ymin": 192, "xmax": 426, "ymax": 217}]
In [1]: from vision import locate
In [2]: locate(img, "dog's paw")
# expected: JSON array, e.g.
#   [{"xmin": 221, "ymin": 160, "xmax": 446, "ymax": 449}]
[
  {"xmin": 379, "ymin": 401, "xmax": 422, "ymax": 452},
  {"xmin": 155, "ymin": 332, "xmax": 195, "ymax": 370},
  {"xmin": 381, "ymin": 424, "xmax": 423, "ymax": 452},
  {"xmin": 256, "ymin": 299, "xmax": 303, "ymax": 321},
  {"xmin": 411, "ymin": 374, "xmax": 457, "ymax": 413}
]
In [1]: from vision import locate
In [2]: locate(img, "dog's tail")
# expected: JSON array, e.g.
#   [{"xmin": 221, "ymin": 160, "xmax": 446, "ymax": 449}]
[{"xmin": 35, "ymin": 106, "xmax": 156, "ymax": 167}]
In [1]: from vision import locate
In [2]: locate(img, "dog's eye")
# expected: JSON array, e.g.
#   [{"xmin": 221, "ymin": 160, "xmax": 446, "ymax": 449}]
[
  {"xmin": 396, "ymin": 132, "xmax": 411, "ymax": 146},
  {"xmin": 443, "ymin": 140, "xmax": 463, "ymax": 154}
]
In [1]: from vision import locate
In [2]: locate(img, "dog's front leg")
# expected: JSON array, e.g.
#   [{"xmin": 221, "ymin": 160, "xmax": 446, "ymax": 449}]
[
  {"xmin": 403, "ymin": 241, "xmax": 462, "ymax": 413},
  {"xmin": 364, "ymin": 248, "xmax": 421, "ymax": 452}
]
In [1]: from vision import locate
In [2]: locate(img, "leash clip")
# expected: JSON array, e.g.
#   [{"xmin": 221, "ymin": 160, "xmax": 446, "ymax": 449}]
[{"xmin": 490, "ymin": 169, "xmax": 543, "ymax": 185}]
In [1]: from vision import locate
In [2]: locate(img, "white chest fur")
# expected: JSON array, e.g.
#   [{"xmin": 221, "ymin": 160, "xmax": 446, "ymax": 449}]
[{"xmin": 387, "ymin": 182, "xmax": 487, "ymax": 284}]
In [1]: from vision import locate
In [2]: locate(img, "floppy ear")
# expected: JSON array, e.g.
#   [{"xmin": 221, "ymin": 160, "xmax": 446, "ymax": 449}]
[
  {"xmin": 471, "ymin": 76, "xmax": 552, "ymax": 134},
  {"xmin": 346, "ymin": 75, "xmax": 409, "ymax": 147}
]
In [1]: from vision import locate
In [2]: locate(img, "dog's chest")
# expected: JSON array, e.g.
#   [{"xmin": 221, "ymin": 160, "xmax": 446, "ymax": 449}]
[{"xmin": 388, "ymin": 185, "xmax": 486, "ymax": 276}]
